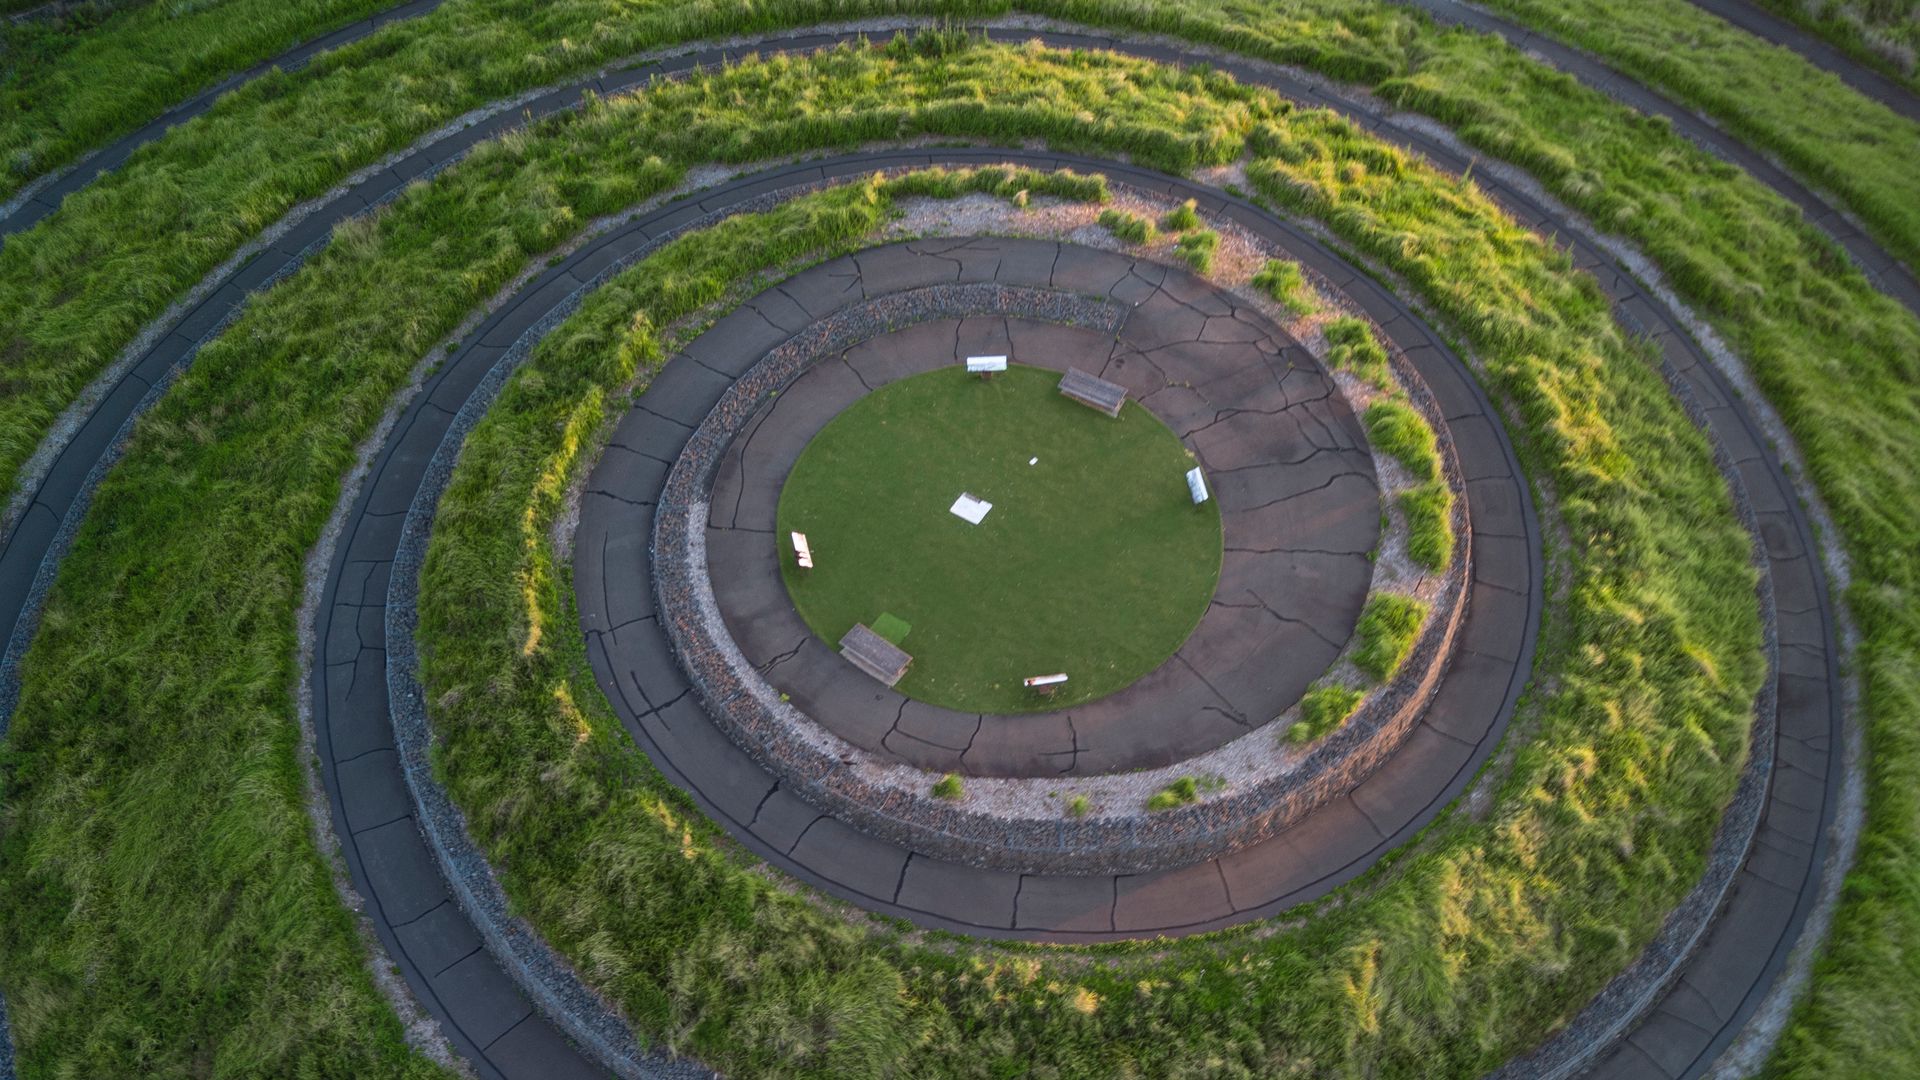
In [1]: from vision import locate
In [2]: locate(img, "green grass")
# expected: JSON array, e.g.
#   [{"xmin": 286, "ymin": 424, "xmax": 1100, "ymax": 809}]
[
  {"xmin": 1096, "ymin": 206, "xmax": 1155, "ymax": 243},
  {"xmin": 13, "ymin": 0, "xmax": 1919, "ymax": 1069},
  {"xmin": 1252, "ymin": 257, "xmax": 1317, "ymax": 315},
  {"xmin": 1289, "ymin": 682, "xmax": 1364, "ymax": 743},
  {"xmin": 932, "ymin": 772, "xmax": 965, "ymax": 800},
  {"xmin": 1144, "ymin": 775, "xmax": 1199, "ymax": 811},
  {"xmin": 1322, "ymin": 315, "xmax": 1391, "ymax": 387},
  {"xmin": 1474, "ymin": 0, "xmax": 1920, "ymax": 266},
  {"xmin": 0, "ymin": 31, "xmax": 1768, "ymax": 1071},
  {"xmin": 870, "ymin": 611, "xmax": 912, "ymax": 645},
  {"xmin": 777, "ymin": 365, "xmax": 1222, "ymax": 713},
  {"xmin": 1160, "ymin": 196, "xmax": 1201, "ymax": 231},
  {"xmin": 1364, "ymin": 399, "xmax": 1439, "ymax": 481},
  {"xmin": 1758, "ymin": 0, "xmax": 1920, "ymax": 89},
  {"xmin": 0, "ymin": 0, "xmax": 399, "ymax": 193},
  {"xmin": 0, "ymin": 36, "xmax": 1257, "ymax": 1070},
  {"xmin": 1353, "ymin": 593, "xmax": 1428, "ymax": 681},
  {"xmin": 411, "ymin": 41, "xmax": 1759, "ymax": 1077},
  {"xmin": 1399, "ymin": 481, "xmax": 1454, "ymax": 572},
  {"xmin": 0, "ymin": 18, "xmax": 1264, "ymax": 510},
  {"xmin": 1173, "ymin": 227, "xmax": 1218, "ymax": 273}
]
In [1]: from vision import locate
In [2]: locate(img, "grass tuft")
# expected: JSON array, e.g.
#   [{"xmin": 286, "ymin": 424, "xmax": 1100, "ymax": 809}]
[
  {"xmin": 1353, "ymin": 593, "xmax": 1429, "ymax": 681},
  {"xmin": 1161, "ymin": 197, "xmax": 1203, "ymax": 231},
  {"xmin": 1290, "ymin": 683, "xmax": 1366, "ymax": 743},
  {"xmin": 1363, "ymin": 399, "xmax": 1440, "ymax": 481},
  {"xmin": 1145, "ymin": 776, "xmax": 1200, "ymax": 811},
  {"xmin": 932, "ymin": 772, "xmax": 965, "ymax": 801},
  {"xmin": 1252, "ymin": 258, "xmax": 1318, "ymax": 315},
  {"xmin": 1097, "ymin": 207, "xmax": 1157, "ymax": 244},
  {"xmin": 1174, "ymin": 228, "xmax": 1219, "ymax": 273}
]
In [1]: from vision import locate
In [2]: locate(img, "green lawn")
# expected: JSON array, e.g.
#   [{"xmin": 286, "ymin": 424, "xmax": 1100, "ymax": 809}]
[{"xmin": 777, "ymin": 365, "xmax": 1221, "ymax": 713}]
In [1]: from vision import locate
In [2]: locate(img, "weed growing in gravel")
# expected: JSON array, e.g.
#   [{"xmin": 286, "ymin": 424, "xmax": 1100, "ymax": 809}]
[
  {"xmin": 1097, "ymin": 207, "xmax": 1156, "ymax": 243},
  {"xmin": 1252, "ymin": 258, "xmax": 1317, "ymax": 315}
]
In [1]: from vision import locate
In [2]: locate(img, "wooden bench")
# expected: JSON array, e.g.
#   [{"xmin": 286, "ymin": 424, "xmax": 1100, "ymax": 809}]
[
  {"xmin": 790, "ymin": 531, "xmax": 814, "ymax": 569},
  {"xmin": 840, "ymin": 623, "xmax": 912, "ymax": 687},
  {"xmin": 1058, "ymin": 367, "xmax": 1127, "ymax": 417}
]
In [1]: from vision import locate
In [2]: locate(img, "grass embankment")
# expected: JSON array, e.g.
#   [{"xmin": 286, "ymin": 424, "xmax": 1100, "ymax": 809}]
[
  {"xmin": 1012, "ymin": 9, "xmax": 1920, "ymax": 1064},
  {"xmin": 418, "ymin": 43, "xmax": 1757, "ymax": 1076},
  {"xmin": 1758, "ymin": 0, "xmax": 1920, "ymax": 91},
  {"xmin": 2, "ymin": 0, "xmax": 1911, "ymax": 1067},
  {"xmin": 0, "ymin": 0, "xmax": 399, "ymax": 195},
  {"xmin": 0, "ymin": 38, "xmax": 1263, "ymax": 1074},
  {"xmin": 1473, "ymin": 0, "xmax": 1920, "ymax": 268},
  {"xmin": 778, "ymin": 365, "xmax": 1222, "ymax": 714}
]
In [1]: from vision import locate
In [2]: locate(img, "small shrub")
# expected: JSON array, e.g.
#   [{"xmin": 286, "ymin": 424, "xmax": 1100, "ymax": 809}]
[
  {"xmin": 1400, "ymin": 481, "xmax": 1454, "ymax": 571},
  {"xmin": 1289, "ymin": 684, "xmax": 1365, "ymax": 744},
  {"xmin": 1252, "ymin": 259, "xmax": 1317, "ymax": 316},
  {"xmin": 1363, "ymin": 400, "xmax": 1439, "ymax": 480},
  {"xmin": 1145, "ymin": 776, "xmax": 1199, "ymax": 812},
  {"xmin": 1098, "ymin": 208, "xmax": 1156, "ymax": 244},
  {"xmin": 1175, "ymin": 229, "xmax": 1219, "ymax": 274},
  {"xmin": 1323, "ymin": 317, "xmax": 1391, "ymax": 388},
  {"xmin": 932, "ymin": 772, "xmax": 965, "ymax": 801},
  {"xmin": 1066, "ymin": 794, "xmax": 1090, "ymax": 817},
  {"xmin": 1353, "ymin": 593, "xmax": 1429, "ymax": 682},
  {"xmin": 1161, "ymin": 198, "xmax": 1203, "ymax": 232}
]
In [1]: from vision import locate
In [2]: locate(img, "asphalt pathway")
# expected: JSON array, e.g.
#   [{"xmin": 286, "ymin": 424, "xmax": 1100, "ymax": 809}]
[{"xmin": 0, "ymin": 0, "xmax": 445, "ymax": 241}]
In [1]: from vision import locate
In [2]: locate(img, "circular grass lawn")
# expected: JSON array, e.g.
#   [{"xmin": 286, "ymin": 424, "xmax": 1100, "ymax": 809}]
[{"xmin": 776, "ymin": 364, "xmax": 1222, "ymax": 714}]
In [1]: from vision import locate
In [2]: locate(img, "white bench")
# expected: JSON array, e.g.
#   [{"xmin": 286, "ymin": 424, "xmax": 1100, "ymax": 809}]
[
  {"xmin": 1186, "ymin": 466, "xmax": 1209, "ymax": 505},
  {"xmin": 966, "ymin": 354, "xmax": 1008, "ymax": 377},
  {"xmin": 1024, "ymin": 672, "xmax": 1069, "ymax": 697},
  {"xmin": 790, "ymin": 530, "xmax": 814, "ymax": 569}
]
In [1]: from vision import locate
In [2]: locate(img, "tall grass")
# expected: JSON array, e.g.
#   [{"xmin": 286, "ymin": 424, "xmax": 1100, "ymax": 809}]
[
  {"xmin": 1758, "ymin": 0, "xmax": 1920, "ymax": 90},
  {"xmin": 1, "ymin": 0, "xmax": 1913, "ymax": 1070},
  {"xmin": 1475, "ymin": 0, "xmax": 1920, "ymax": 268},
  {"xmin": 0, "ymin": 44, "xmax": 1260, "ymax": 1076},
  {"xmin": 0, "ymin": 0, "xmax": 399, "ymax": 192}
]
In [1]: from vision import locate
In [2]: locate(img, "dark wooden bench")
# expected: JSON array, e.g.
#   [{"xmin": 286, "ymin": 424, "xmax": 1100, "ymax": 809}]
[
  {"xmin": 1058, "ymin": 367, "xmax": 1127, "ymax": 417},
  {"xmin": 839, "ymin": 623, "xmax": 912, "ymax": 687}
]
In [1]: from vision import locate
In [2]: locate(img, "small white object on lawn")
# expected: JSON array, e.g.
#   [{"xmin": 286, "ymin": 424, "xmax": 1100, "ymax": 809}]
[
  {"xmin": 1023, "ymin": 673, "xmax": 1069, "ymax": 688},
  {"xmin": 1029, "ymin": 457, "xmax": 1038, "ymax": 466},
  {"xmin": 949, "ymin": 492, "xmax": 993, "ymax": 525},
  {"xmin": 1186, "ymin": 466, "xmax": 1210, "ymax": 505}
]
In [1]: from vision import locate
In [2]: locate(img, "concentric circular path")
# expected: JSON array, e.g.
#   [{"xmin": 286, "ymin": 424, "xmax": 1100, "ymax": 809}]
[
  {"xmin": 328, "ymin": 151, "xmax": 1533, "ymax": 1075},
  {"xmin": 0, "ymin": 24, "xmax": 1848, "ymax": 1080}
]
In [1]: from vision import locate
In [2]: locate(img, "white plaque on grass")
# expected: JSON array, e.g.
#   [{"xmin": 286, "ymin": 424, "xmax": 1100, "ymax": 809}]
[
  {"xmin": 1186, "ymin": 466, "xmax": 1210, "ymax": 505},
  {"xmin": 949, "ymin": 492, "xmax": 993, "ymax": 524},
  {"xmin": 966, "ymin": 354, "xmax": 1008, "ymax": 373}
]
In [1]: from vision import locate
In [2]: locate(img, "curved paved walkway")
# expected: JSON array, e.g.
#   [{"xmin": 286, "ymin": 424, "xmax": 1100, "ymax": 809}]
[
  {"xmin": 1397, "ymin": 0, "xmax": 1920, "ymax": 310},
  {"xmin": 0, "ymin": 0, "xmax": 445, "ymax": 241},
  {"xmin": 313, "ymin": 148, "xmax": 1533, "ymax": 1076},
  {"xmin": 706, "ymin": 306, "xmax": 1381, "ymax": 777},
  {"xmin": 0, "ymin": 22, "xmax": 1843, "ymax": 1080},
  {"xmin": 586, "ymin": 232, "xmax": 1511, "ymax": 904}
]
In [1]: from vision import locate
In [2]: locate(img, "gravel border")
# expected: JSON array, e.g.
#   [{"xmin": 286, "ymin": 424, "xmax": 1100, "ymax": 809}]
[{"xmin": 649, "ymin": 277, "xmax": 1472, "ymax": 876}]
